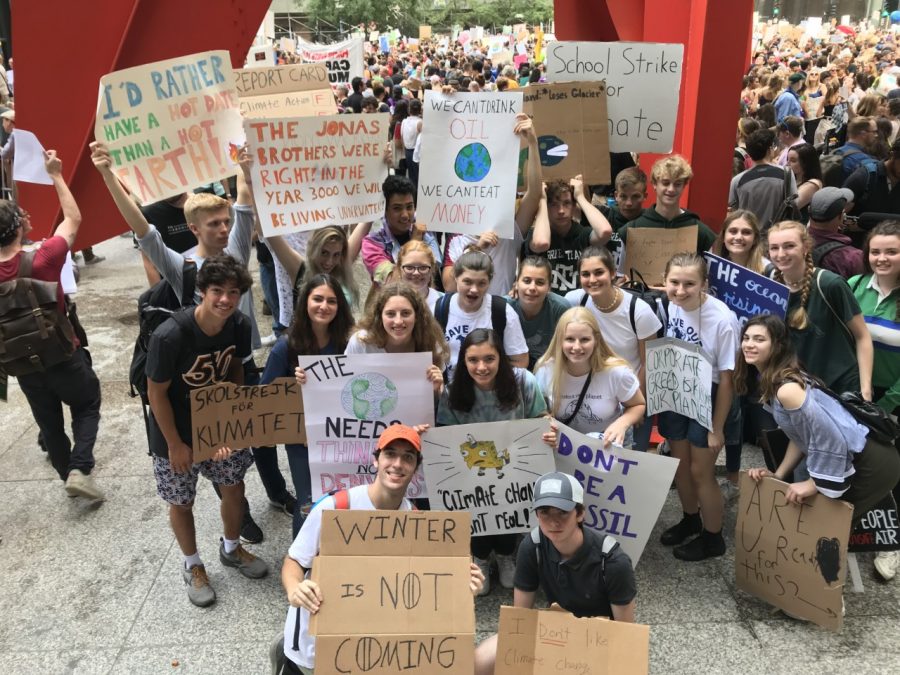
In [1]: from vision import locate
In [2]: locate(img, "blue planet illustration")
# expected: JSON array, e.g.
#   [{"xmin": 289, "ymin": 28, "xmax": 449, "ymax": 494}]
[
  {"xmin": 455, "ymin": 143, "xmax": 492, "ymax": 182},
  {"xmin": 538, "ymin": 134, "xmax": 569, "ymax": 167}
]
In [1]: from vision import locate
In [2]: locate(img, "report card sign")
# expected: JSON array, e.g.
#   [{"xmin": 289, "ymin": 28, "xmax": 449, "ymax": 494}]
[
  {"xmin": 244, "ymin": 113, "xmax": 389, "ymax": 235},
  {"xmin": 233, "ymin": 63, "xmax": 335, "ymax": 118},
  {"xmin": 418, "ymin": 91, "xmax": 522, "ymax": 238},
  {"xmin": 545, "ymin": 42, "xmax": 684, "ymax": 153},
  {"xmin": 96, "ymin": 51, "xmax": 244, "ymax": 203}
]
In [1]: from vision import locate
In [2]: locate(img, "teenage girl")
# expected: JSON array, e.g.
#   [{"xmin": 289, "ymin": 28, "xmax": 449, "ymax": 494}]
[
  {"xmin": 535, "ymin": 307, "xmax": 646, "ymax": 445},
  {"xmin": 392, "ymin": 240, "xmax": 443, "ymax": 310},
  {"xmin": 510, "ymin": 256, "xmax": 570, "ymax": 371},
  {"xmin": 849, "ymin": 221, "xmax": 900, "ymax": 581},
  {"xmin": 436, "ymin": 329, "xmax": 553, "ymax": 596},
  {"xmin": 657, "ymin": 253, "xmax": 740, "ymax": 562},
  {"xmin": 264, "ymin": 274, "xmax": 354, "ymax": 536},
  {"xmin": 565, "ymin": 246, "xmax": 661, "ymax": 451},
  {"xmin": 786, "ymin": 143, "xmax": 823, "ymax": 220}
]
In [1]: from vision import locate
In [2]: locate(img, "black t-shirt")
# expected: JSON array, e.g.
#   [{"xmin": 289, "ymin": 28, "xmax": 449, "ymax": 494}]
[
  {"xmin": 346, "ymin": 92, "xmax": 364, "ymax": 113},
  {"xmin": 141, "ymin": 199, "xmax": 197, "ymax": 254},
  {"xmin": 514, "ymin": 526, "xmax": 636, "ymax": 618},
  {"xmin": 145, "ymin": 308, "xmax": 251, "ymax": 458},
  {"xmin": 523, "ymin": 221, "xmax": 594, "ymax": 295}
]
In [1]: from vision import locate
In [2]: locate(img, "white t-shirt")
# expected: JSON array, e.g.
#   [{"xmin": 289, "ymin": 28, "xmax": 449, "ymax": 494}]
[
  {"xmin": 426, "ymin": 287, "xmax": 443, "ymax": 313},
  {"xmin": 401, "ymin": 116, "xmax": 421, "ymax": 149},
  {"xmin": 441, "ymin": 294, "xmax": 528, "ymax": 381},
  {"xmin": 564, "ymin": 289, "xmax": 662, "ymax": 375},
  {"xmin": 446, "ymin": 229, "xmax": 524, "ymax": 297},
  {"xmin": 269, "ymin": 231, "xmax": 310, "ymax": 328},
  {"xmin": 344, "ymin": 330, "xmax": 384, "ymax": 354},
  {"xmin": 535, "ymin": 361, "xmax": 640, "ymax": 436},
  {"xmin": 664, "ymin": 294, "xmax": 739, "ymax": 383},
  {"xmin": 282, "ymin": 485, "xmax": 413, "ymax": 669}
]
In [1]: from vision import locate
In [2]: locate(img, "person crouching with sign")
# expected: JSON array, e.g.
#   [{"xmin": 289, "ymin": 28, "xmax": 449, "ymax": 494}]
[
  {"xmin": 473, "ymin": 471, "xmax": 637, "ymax": 675},
  {"xmin": 738, "ymin": 314, "xmax": 900, "ymax": 521},
  {"xmin": 276, "ymin": 424, "xmax": 485, "ymax": 675}
]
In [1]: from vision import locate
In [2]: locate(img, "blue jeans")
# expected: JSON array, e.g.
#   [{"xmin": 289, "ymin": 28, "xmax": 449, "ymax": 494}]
[
  {"xmin": 243, "ymin": 360, "xmax": 288, "ymax": 501},
  {"xmin": 286, "ymin": 443, "xmax": 312, "ymax": 537},
  {"xmin": 258, "ymin": 249, "xmax": 286, "ymax": 334}
]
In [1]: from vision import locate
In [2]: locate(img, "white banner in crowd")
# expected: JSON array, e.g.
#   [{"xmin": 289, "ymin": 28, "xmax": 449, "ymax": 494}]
[
  {"xmin": 95, "ymin": 50, "xmax": 244, "ymax": 204},
  {"xmin": 645, "ymin": 337, "xmax": 714, "ymax": 431},
  {"xmin": 296, "ymin": 37, "xmax": 364, "ymax": 85},
  {"xmin": 297, "ymin": 352, "xmax": 434, "ymax": 500},
  {"xmin": 545, "ymin": 42, "xmax": 684, "ymax": 153},
  {"xmin": 417, "ymin": 91, "xmax": 522, "ymax": 238},
  {"xmin": 244, "ymin": 113, "xmax": 389, "ymax": 235},
  {"xmin": 421, "ymin": 420, "xmax": 555, "ymax": 537},
  {"xmin": 554, "ymin": 423, "xmax": 680, "ymax": 565}
]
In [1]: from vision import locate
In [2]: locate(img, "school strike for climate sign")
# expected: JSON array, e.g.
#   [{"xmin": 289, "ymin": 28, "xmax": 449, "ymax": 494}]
[
  {"xmin": 545, "ymin": 42, "xmax": 684, "ymax": 153},
  {"xmin": 297, "ymin": 352, "xmax": 434, "ymax": 499},
  {"xmin": 96, "ymin": 51, "xmax": 244, "ymax": 204},
  {"xmin": 645, "ymin": 337, "xmax": 714, "ymax": 431},
  {"xmin": 244, "ymin": 114, "xmax": 389, "ymax": 236},
  {"xmin": 296, "ymin": 36, "xmax": 364, "ymax": 85},
  {"xmin": 417, "ymin": 91, "xmax": 522, "ymax": 239},
  {"xmin": 553, "ymin": 424, "xmax": 679, "ymax": 566}
]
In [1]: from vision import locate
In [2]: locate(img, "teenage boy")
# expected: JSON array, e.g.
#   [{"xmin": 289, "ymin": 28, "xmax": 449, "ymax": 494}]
[
  {"xmin": 277, "ymin": 424, "xmax": 485, "ymax": 675},
  {"xmin": 599, "ymin": 167, "xmax": 649, "ymax": 273},
  {"xmin": 146, "ymin": 254, "xmax": 269, "ymax": 607},
  {"xmin": 91, "ymin": 141, "xmax": 294, "ymax": 540},
  {"xmin": 473, "ymin": 471, "xmax": 636, "ymax": 675},
  {"xmin": 523, "ymin": 175, "xmax": 613, "ymax": 295},
  {"xmin": 619, "ymin": 155, "xmax": 717, "ymax": 257}
]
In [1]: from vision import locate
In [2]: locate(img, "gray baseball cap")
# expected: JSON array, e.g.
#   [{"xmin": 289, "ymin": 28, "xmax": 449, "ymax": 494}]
[
  {"xmin": 532, "ymin": 472, "xmax": 584, "ymax": 512},
  {"xmin": 809, "ymin": 186, "xmax": 854, "ymax": 221}
]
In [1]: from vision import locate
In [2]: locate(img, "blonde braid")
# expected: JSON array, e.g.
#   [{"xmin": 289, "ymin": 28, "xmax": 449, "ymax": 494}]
[{"xmin": 790, "ymin": 253, "xmax": 815, "ymax": 330}]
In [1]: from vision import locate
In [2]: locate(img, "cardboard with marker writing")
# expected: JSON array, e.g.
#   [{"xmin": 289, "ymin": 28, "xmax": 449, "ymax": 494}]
[
  {"xmin": 522, "ymin": 81, "xmax": 611, "ymax": 184},
  {"xmin": 310, "ymin": 511, "xmax": 474, "ymax": 674},
  {"xmin": 623, "ymin": 225, "xmax": 697, "ymax": 286},
  {"xmin": 494, "ymin": 606, "xmax": 649, "ymax": 675},
  {"xmin": 189, "ymin": 377, "xmax": 304, "ymax": 462},
  {"xmin": 735, "ymin": 473, "xmax": 852, "ymax": 631},
  {"xmin": 233, "ymin": 64, "xmax": 335, "ymax": 119}
]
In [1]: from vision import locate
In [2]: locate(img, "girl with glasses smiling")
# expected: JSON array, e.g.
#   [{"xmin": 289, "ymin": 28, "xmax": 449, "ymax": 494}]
[{"xmin": 392, "ymin": 239, "xmax": 443, "ymax": 311}]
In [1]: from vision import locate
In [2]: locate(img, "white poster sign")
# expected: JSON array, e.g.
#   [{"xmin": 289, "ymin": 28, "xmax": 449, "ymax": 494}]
[
  {"xmin": 418, "ymin": 91, "xmax": 522, "ymax": 238},
  {"xmin": 296, "ymin": 37, "xmax": 364, "ymax": 85},
  {"xmin": 11, "ymin": 130, "xmax": 52, "ymax": 185},
  {"xmin": 554, "ymin": 423, "xmax": 680, "ymax": 565},
  {"xmin": 645, "ymin": 337, "xmax": 714, "ymax": 431},
  {"xmin": 297, "ymin": 353, "xmax": 434, "ymax": 499},
  {"xmin": 95, "ymin": 50, "xmax": 244, "ymax": 204},
  {"xmin": 247, "ymin": 45, "xmax": 276, "ymax": 68},
  {"xmin": 421, "ymin": 420, "xmax": 555, "ymax": 537},
  {"xmin": 244, "ymin": 114, "xmax": 389, "ymax": 235},
  {"xmin": 545, "ymin": 42, "xmax": 684, "ymax": 152}
]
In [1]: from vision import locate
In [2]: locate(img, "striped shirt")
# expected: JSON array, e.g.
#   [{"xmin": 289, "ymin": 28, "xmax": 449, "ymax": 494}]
[{"xmin": 850, "ymin": 273, "xmax": 900, "ymax": 413}]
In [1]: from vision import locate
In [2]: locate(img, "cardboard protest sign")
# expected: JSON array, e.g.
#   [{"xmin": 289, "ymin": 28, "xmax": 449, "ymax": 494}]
[
  {"xmin": 418, "ymin": 91, "xmax": 522, "ymax": 238},
  {"xmin": 735, "ymin": 473, "xmax": 852, "ymax": 631},
  {"xmin": 421, "ymin": 420, "xmax": 554, "ymax": 537},
  {"xmin": 189, "ymin": 377, "xmax": 304, "ymax": 462},
  {"xmin": 297, "ymin": 353, "xmax": 434, "ymax": 499},
  {"xmin": 296, "ymin": 36, "xmax": 364, "ymax": 85},
  {"xmin": 310, "ymin": 510, "xmax": 474, "ymax": 674},
  {"xmin": 279, "ymin": 37, "xmax": 296, "ymax": 53},
  {"xmin": 645, "ymin": 337, "xmax": 714, "ymax": 431},
  {"xmin": 495, "ymin": 606, "xmax": 649, "ymax": 675},
  {"xmin": 11, "ymin": 130, "xmax": 52, "ymax": 185},
  {"xmin": 244, "ymin": 113, "xmax": 389, "ymax": 235},
  {"xmin": 704, "ymin": 252, "xmax": 789, "ymax": 326},
  {"xmin": 554, "ymin": 424, "xmax": 679, "ymax": 565},
  {"xmin": 233, "ymin": 64, "xmax": 335, "ymax": 118},
  {"xmin": 622, "ymin": 225, "xmax": 697, "ymax": 285},
  {"xmin": 523, "ymin": 82, "xmax": 610, "ymax": 184},
  {"xmin": 849, "ymin": 493, "xmax": 900, "ymax": 552},
  {"xmin": 545, "ymin": 42, "xmax": 684, "ymax": 153},
  {"xmin": 96, "ymin": 50, "xmax": 243, "ymax": 204},
  {"xmin": 419, "ymin": 25, "xmax": 432, "ymax": 40}
]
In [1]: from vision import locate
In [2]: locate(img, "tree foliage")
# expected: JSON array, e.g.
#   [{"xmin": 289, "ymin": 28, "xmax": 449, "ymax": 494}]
[
  {"xmin": 303, "ymin": 0, "xmax": 426, "ymax": 37},
  {"xmin": 429, "ymin": 0, "xmax": 554, "ymax": 30}
]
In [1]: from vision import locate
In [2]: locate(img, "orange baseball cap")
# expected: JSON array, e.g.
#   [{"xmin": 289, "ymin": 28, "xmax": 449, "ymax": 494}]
[{"xmin": 376, "ymin": 424, "xmax": 422, "ymax": 453}]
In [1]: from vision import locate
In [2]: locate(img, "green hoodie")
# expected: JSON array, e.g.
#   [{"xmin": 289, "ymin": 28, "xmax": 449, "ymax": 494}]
[{"xmin": 618, "ymin": 205, "xmax": 717, "ymax": 253}]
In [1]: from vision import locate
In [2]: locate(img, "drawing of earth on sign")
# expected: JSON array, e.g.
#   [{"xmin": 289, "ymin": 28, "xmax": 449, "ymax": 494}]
[
  {"xmin": 538, "ymin": 134, "xmax": 569, "ymax": 167},
  {"xmin": 455, "ymin": 142, "xmax": 492, "ymax": 181},
  {"xmin": 340, "ymin": 372, "xmax": 398, "ymax": 421}
]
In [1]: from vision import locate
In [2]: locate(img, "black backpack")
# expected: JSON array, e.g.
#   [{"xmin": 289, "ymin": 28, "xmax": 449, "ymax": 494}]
[
  {"xmin": 128, "ymin": 261, "xmax": 197, "ymax": 400},
  {"xmin": 433, "ymin": 292, "xmax": 507, "ymax": 340},
  {"xmin": 581, "ymin": 269, "xmax": 669, "ymax": 339},
  {"xmin": 812, "ymin": 240, "xmax": 848, "ymax": 268}
]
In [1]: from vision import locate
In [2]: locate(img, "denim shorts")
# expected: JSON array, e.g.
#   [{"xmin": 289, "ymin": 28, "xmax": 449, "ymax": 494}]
[{"xmin": 658, "ymin": 384, "xmax": 742, "ymax": 449}]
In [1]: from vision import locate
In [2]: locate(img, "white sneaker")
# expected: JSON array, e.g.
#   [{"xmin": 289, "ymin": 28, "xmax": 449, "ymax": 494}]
[
  {"xmin": 260, "ymin": 334, "xmax": 277, "ymax": 347},
  {"xmin": 474, "ymin": 556, "xmax": 491, "ymax": 596},
  {"xmin": 64, "ymin": 469, "xmax": 105, "ymax": 501},
  {"xmin": 720, "ymin": 479, "xmax": 740, "ymax": 503},
  {"xmin": 874, "ymin": 550, "xmax": 899, "ymax": 581},
  {"xmin": 496, "ymin": 553, "xmax": 516, "ymax": 589}
]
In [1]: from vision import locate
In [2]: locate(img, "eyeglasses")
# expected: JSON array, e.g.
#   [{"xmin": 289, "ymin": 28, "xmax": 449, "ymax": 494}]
[{"xmin": 401, "ymin": 264, "xmax": 431, "ymax": 274}]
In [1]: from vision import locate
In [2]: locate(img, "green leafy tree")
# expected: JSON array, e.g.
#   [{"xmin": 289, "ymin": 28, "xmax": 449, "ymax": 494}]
[{"xmin": 303, "ymin": 0, "xmax": 425, "ymax": 37}]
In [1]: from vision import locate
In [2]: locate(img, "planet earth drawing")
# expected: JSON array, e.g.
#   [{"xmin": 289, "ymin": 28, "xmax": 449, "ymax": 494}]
[
  {"xmin": 454, "ymin": 142, "xmax": 492, "ymax": 182},
  {"xmin": 340, "ymin": 372, "xmax": 398, "ymax": 421}
]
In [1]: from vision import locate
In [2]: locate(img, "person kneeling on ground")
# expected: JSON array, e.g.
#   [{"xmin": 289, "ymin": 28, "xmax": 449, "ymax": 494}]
[
  {"xmin": 276, "ymin": 424, "xmax": 485, "ymax": 675},
  {"xmin": 473, "ymin": 471, "xmax": 636, "ymax": 675}
]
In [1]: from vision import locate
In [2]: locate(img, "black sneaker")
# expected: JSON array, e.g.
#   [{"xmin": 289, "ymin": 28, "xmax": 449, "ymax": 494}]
[
  {"xmin": 269, "ymin": 492, "xmax": 297, "ymax": 516},
  {"xmin": 673, "ymin": 531, "xmax": 726, "ymax": 561},
  {"xmin": 240, "ymin": 512, "xmax": 264, "ymax": 544},
  {"xmin": 660, "ymin": 514, "xmax": 702, "ymax": 546}
]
